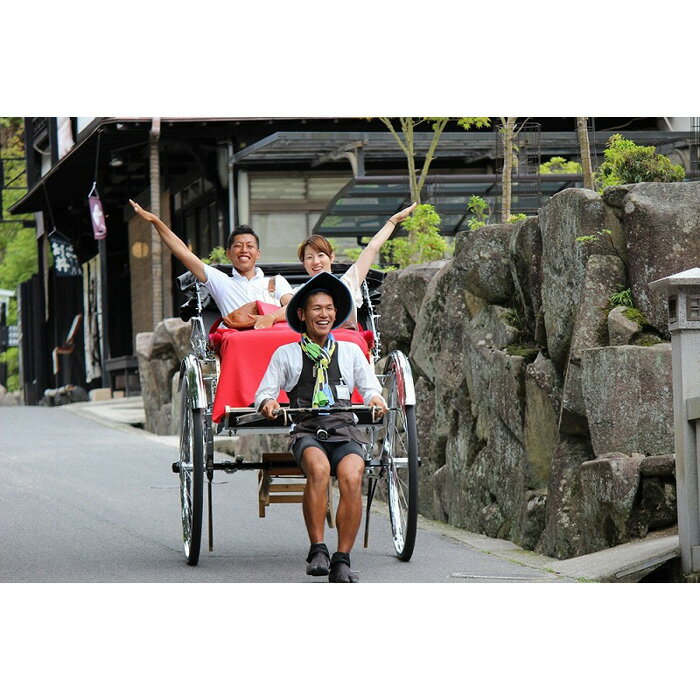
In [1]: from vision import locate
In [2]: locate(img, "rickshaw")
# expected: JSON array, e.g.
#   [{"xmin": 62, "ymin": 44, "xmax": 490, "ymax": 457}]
[{"xmin": 172, "ymin": 262, "xmax": 418, "ymax": 568}]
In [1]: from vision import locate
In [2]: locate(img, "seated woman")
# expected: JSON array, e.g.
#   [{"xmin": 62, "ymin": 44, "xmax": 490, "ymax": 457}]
[{"xmin": 297, "ymin": 202, "xmax": 417, "ymax": 329}]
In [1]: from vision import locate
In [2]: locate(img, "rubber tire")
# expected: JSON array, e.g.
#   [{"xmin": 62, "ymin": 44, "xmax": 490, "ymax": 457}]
[
  {"xmin": 180, "ymin": 382, "xmax": 204, "ymax": 566},
  {"xmin": 386, "ymin": 403, "xmax": 418, "ymax": 561}
]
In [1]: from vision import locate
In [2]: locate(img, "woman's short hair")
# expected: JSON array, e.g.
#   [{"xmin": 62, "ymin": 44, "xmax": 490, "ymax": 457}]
[{"xmin": 297, "ymin": 234, "xmax": 334, "ymax": 262}]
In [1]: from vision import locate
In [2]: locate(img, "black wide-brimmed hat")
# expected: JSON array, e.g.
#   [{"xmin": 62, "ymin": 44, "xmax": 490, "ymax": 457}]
[{"xmin": 286, "ymin": 271, "xmax": 353, "ymax": 334}]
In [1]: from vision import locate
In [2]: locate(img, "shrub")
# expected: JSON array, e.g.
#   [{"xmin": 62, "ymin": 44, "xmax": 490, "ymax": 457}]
[
  {"xmin": 539, "ymin": 157, "xmax": 582, "ymax": 174},
  {"xmin": 596, "ymin": 134, "xmax": 685, "ymax": 190},
  {"xmin": 202, "ymin": 246, "xmax": 230, "ymax": 265},
  {"xmin": 385, "ymin": 203, "xmax": 449, "ymax": 268},
  {"xmin": 466, "ymin": 195, "xmax": 490, "ymax": 231}
]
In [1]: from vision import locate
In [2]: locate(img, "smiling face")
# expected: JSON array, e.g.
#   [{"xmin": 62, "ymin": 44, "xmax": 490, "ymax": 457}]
[
  {"xmin": 298, "ymin": 291, "xmax": 336, "ymax": 343},
  {"xmin": 227, "ymin": 233, "xmax": 261, "ymax": 277},
  {"xmin": 302, "ymin": 243, "xmax": 335, "ymax": 276}
]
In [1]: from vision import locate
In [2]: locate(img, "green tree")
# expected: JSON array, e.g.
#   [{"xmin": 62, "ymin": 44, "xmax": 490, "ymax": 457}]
[
  {"xmin": 378, "ymin": 117, "xmax": 490, "ymax": 204},
  {"xmin": 377, "ymin": 117, "xmax": 489, "ymax": 251},
  {"xmin": 1, "ymin": 118, "xmax": 36, "ymax": 390},
  {"xmin": 595, "ymin": 133, "xmax": 685, "ymax": 190},
  {"xmin": 384, "ymin": 203, "xmax": 447, "ymax": 268}
]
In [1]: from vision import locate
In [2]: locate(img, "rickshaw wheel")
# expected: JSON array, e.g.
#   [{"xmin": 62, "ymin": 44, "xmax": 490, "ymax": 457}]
[
  {"xmin": 179, "ymin": 380, "xmax": 204, "ymax": 566},
  {"xmin": 383, "ymin": 352, "xmax": 418, "ymax": 562}
]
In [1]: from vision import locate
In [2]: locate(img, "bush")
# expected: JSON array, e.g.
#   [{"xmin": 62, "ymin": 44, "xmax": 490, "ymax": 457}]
[
  {"xmin": 202, "ymin": 246, "xmax": 229, "ymax": 265},
  {"xmin": 596, "ymin": 134, "xmax": 685, "ymax": 190},
  {"xmin": 465, "ymin": 195, "xmax": 490, "ymax": 231},
  {"xmin": 539, "ymin": 157, "xmax": 582, "ymax": 174},
  {"xmin": 384, "ymin": 203, "xmax": 449, "ymax": 268}
]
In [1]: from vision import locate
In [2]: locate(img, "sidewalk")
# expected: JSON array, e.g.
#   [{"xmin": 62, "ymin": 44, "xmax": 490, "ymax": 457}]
[{"xmin": 62, "ymin": 395, "xmax": 682, "ymax": 583}]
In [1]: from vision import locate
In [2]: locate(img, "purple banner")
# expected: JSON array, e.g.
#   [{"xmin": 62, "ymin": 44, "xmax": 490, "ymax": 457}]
[{"xmin": 89, "ymin": 195, "xmax": 107, "ymax": 240}]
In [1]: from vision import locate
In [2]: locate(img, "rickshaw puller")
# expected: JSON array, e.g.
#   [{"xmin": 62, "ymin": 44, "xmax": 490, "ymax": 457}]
[{"xmin": 255, "ymin": 272, "xmax": 387, "ymax": 583}]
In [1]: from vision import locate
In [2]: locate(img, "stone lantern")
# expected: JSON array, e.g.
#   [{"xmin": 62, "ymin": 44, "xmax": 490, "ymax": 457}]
[{"xmin": 649, "ymin": 267, "xmax": 700, "ymax": 575}]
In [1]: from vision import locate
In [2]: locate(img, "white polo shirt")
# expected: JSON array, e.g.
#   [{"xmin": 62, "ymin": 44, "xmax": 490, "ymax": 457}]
[{"xmin": 203, "ymin": 264, "xmax": 293, "ymax": 316}]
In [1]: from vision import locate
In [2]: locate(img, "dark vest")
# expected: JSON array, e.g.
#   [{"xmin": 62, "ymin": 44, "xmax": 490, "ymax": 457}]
[{"xmin": 287, "ymin": 344, "xmax": 366, "ymax": 445}]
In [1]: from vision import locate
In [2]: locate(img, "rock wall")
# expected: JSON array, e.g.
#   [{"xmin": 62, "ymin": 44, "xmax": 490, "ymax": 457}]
[
  {"xmin": 378, "ymin": 183, "xmax": 700, "ymax": 558},
  {"xmin": 136, "ymin": 183, "xmax": 697, "ymax": 559}
]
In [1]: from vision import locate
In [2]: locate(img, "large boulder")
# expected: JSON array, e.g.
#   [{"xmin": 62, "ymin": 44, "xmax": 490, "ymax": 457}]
[
  {"xmin": 509, "ymin": 216, "xmax": 545, "ymax": 344},
  {"xmin": 452, "ymin": 224, "xmax": 515, "ymax": 305},
  {"xmin": 539, "ymin": 189, "xmax": 624, "ymax": 368},
  {"xmin": 545, "ymin": 452, "xmax": 644, "ymax": 558},
  {"xmin": 538, "ymin": 436, "xmax": 596, "ymax": 558},
  {"xmin": 395, "ymin": 261, "xmax": 446, "ymax": 323},
  {"xmin": 467, "ymin": 305, "xmax": 520, "ymax": 350},
  {"xmin": 568, "ymin": 255, "xmax": 628, "ymax": 362},
  {"xmin": 581, "ymin": 344, "xmax": 673, "ymax": 456},
  {"xmin": 622, "ymin": 182, "xmax": 700, "ymax": 334},
  {"xmin": 607, "ymin": 306, "xmax": 642, "ymax": 346},
  {"xmin": 410, "ymin": 260, "xmax": 472, "ymax": 386},
  {"xmin": 135, "ymin": 329, "xmax": 179, "ymax": 435},
  {"xmin": 376, "ymin": 270, "xmax": 413, "ymax": 356},
  {"xmin": 523, "ymin": 354, "xmax": 562, "ymax": 491},
  {"xmin": 413, "ymin": 376, "xmax": 446, "ymax": 518}
]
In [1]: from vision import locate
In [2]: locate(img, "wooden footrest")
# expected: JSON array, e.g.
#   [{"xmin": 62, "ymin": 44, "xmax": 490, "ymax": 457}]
[{"xmin": 257, "ymin": 452, "xmax": 335, "ymax": 527}]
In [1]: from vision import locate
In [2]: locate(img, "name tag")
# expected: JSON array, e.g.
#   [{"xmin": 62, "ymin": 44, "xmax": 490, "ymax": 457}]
[{"xmin": 336, "ymin": 385, "xmax": 350, "ymax": 400}]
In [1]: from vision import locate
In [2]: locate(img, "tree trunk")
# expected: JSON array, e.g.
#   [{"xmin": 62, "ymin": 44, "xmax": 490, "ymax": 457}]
[
  {"xmin": 500, "ymin": 118, "xmax": 516, "ymax": 223},
  {"xmin": 577, "ymin": 117, "xmax": 595, "ymax": 189},
  {"xmin": 150, "ymin": 118, "xmax": 162, "ymax": 328}
]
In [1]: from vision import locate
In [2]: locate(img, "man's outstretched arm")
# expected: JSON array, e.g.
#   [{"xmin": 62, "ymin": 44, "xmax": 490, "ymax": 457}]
[{"xmin": 129, "ymin": 199, "xmax": 206, "ymax": 282}]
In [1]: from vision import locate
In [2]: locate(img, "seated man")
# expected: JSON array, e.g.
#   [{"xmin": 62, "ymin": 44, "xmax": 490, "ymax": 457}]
[
  {"xmin": 255, "ymin": 272, "xmax": 388, "ymax": 583},
  {"xmin": 129, "ymin": 200, "xmax": 293, "ymax": 328}
]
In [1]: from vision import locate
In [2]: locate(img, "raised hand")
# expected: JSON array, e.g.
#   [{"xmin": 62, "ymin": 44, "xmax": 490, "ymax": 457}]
[
  {"xmin": 391, "ymin": 202, "xmax": 418, "ymax": 224},
  {"xmin": 129, "ymin": 199, "xmax": 159, "ymax": 223}
]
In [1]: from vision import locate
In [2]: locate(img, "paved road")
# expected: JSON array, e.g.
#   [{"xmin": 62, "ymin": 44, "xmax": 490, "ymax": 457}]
[{"xmin": 0, "ymin": 405, "xmax": 570, "ymax": 583}]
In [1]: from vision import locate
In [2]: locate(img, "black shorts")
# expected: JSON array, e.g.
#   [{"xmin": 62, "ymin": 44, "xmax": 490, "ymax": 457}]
[{"xmin": 292, "ymin": 437, "xmax": 365, "ymax": 477}]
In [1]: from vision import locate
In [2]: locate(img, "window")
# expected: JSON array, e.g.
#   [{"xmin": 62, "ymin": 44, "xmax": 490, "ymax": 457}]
[{"xmin": 247, "ymin": 172, "xmax": 351, "ymax": 262}]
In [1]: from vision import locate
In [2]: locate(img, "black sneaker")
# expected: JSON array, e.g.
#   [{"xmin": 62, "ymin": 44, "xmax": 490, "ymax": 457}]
[
  {"xmin": 329, "ymin": 551, "xmax": 359, "ymax": 583},
  {"xmin": 305, "ymin": 543, "xmax": 330, "ymax": 576}
]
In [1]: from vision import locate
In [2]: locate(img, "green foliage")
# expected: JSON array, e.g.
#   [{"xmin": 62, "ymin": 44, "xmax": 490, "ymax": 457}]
[
  {"xmin": 201, "ymin": 246, "xmax": 229, "ymax": 265},
  {"xmin": 0, "ymin": 347, "xmax": 19, "ymax": 391},
  {"xmin": 622, "ymin": 306, "xmax": 647, "ymax": 326},
  {"xmin": 384, "ymin": 204, "xmax": 449, "ymax": 268},
  {"xmin": 457, "ymin": 117, "xmax": 491, "ymax": 130},
  {"xmin": 0, "ymin": 227, "xmax": 38, "ymax": 291},
  {"xmin": 539, "ymin": 157, "xmax": 582, "ymax": 174},
  {"xmin": 633, "ymin": 333, "xmax": 663, "ymax": 347},
  {"xmin": 595, "ymin": 134, "xmax": 685, "ymax": 190},
  {"xmin": 507, "ymin": 213, "xmax": 527, "ymax": 223},
  {"xmin": 1, "ymin": 118, "xmax": 35, "ymax": 390},
  {"xmin": 608, "ymin": 287, "xmax": 633, "ymax": 308},
  {"xmin": 466, "ymin": 195, "xmax": 490, "ymax": 231}
]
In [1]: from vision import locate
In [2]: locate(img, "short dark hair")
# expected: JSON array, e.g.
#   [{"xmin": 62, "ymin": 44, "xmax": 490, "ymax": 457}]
[
  {"xmin": 227, "ymin": 225, "xmax": 259, "ymax": 249},
  {"xmin": 298, "ymin": 234, "xmax": 334, "ymax": 262}
]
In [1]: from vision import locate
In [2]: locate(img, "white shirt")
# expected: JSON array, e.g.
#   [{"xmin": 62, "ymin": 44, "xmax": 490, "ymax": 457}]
[
  {"xmin": 203, "ymin": 264, "xmax": 293, "ymax": 316},
  {"xmin": 255, "ymin": 340, "xmax": 383, "ymax": 412}
]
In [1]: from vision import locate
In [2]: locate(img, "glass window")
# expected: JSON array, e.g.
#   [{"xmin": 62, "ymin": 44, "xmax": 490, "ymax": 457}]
[
  {"xmin": 251, "ymin": 212, "xmax": 309, "ymax": 262},
  {"xmin": 250, "ymin": 176, "xmax": 306, "ymax": 200},
  {"xmin": 308, "ymin": 176, "xmax": 352, "ymax": 200}
]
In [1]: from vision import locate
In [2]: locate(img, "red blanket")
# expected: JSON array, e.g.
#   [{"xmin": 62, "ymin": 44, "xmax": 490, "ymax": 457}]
[{"xmin": 210, "ymin": 322, "xmax": 372, "ymax": 423}]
